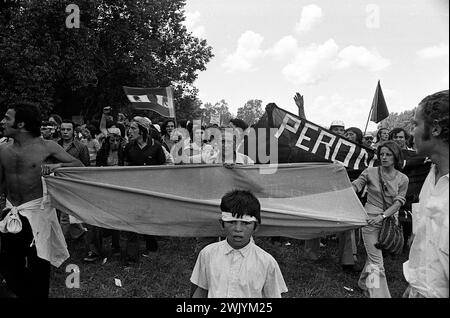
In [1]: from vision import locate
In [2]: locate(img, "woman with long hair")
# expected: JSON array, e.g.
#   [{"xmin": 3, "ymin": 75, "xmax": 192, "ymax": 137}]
[
  {"xmin": 352, "ymin": 140, "xmax": 409, "ymax": 297},
  {"xmin": 373, "ymin": 127, "xmax": 390, "ymax": 149},
  {"xmin": 161, "ymin": 119, "xmax": 179, "ymax": 152},
  {"xmin": 344, "ymin": 127, "xmax": 363, "ymax": 145}
]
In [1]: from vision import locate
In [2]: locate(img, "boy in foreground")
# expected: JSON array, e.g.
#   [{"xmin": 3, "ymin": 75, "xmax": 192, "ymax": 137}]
[{"xmin": 190, "ymin": 189, "xmax": 288, "ymax": 298}]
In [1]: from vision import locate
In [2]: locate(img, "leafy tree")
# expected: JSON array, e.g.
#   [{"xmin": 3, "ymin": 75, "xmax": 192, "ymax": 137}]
[
  {"xmin": 200, "ymin": 99, "xmax": 232, "ymax": 126},
  {"xmin": 378, "ymin": 109, "xmax": 415, "ymax": 133},
  {"xmin": 215, "ymin": 99, "xmax": 232, "ymax": 126},
  {"xmin": 236, "ymin": 99, "xmax": 263, "ymax": 126},
  {"xmin": 0, "ymin": 0, "xmax": 213, "ymax": 121}
]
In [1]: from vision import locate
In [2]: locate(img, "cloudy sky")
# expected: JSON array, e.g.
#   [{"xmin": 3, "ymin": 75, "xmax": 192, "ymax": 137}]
[{"xmin": 183, "ymin": 0, "xmax": 449, "ymax": 131}]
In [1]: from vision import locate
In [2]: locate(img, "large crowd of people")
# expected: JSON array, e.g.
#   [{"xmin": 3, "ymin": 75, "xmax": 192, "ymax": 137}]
[{"xmin": 0, "ymin": 89, "xmax": 448, "ymax": 299}]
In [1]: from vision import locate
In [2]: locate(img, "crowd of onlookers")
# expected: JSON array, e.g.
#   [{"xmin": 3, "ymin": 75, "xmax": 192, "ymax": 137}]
[
  {"xmin": 29, "ymin": 105, "xmax": 421, "ymax": 272},
  {"xmin": 1, "ymin": 89, "xmax": 447, "ymax": 299},
  {"xmin": 0, "ymin": 101, "xmax": 422, "ymax": 267},
  {"xmin": 0, "ymin": 106, "xmax": 255, "ymax": 265}
]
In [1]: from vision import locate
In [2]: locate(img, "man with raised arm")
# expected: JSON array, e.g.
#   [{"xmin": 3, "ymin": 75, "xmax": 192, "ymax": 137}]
[{"xmin": 0, "ymin": 102, "xmax": 83, "ymax": 298}]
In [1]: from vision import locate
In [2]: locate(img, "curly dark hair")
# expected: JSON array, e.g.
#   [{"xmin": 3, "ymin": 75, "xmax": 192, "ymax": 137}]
[
  {"xmin": 389, "ymin": 127, "xmax": 410, "ymax": 142},
  {"xmin": 418, "ymin": 90, "xmax": 449, "ymax": 144},
  {"xmin": 161, "ymin": 119, "xmax": 176, "ymax": 137},
  {"xmin": 11, "ymin": 102, "xmax": 42, "ymax": 137},
  {"xmin": 344, "ymin": 127, "xmax": 363, "ymax": 144}
]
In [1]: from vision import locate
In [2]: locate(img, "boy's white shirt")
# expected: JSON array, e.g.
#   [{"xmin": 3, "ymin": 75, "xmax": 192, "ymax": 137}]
[{"xmin": 190, "ymin": 239, "xmax": 288, "ymax": 298}]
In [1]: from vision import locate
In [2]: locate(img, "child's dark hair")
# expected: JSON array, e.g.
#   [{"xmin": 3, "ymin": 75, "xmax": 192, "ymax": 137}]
[{"xmin": 220, "ymin": 189, "xmax": 261, "ymax": 224}]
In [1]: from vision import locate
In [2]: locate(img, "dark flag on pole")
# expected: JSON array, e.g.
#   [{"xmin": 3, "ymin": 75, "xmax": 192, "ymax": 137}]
[
  {"xmin": 370, "ymin": 80, "xmax": 389, "ymax": 123},
  {"xmin": 123, "ymin": 86, "xmax": 175, "ymax": 118}
]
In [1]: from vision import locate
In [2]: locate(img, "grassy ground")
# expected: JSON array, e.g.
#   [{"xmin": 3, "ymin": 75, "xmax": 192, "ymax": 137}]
[{"xmin": 48, "ymin": 234, "xmax": 409, "ymax": 298}]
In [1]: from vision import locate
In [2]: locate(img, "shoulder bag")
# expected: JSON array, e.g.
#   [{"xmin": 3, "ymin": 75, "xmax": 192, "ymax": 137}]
[{"xmin": 374, "ymin": 167, "xmax": 404, "ymax": 255}]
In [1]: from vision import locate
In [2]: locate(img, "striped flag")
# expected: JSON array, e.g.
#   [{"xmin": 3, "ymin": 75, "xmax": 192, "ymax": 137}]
[
  {"xmin": 123, "ymin": 86, "xmax": 175, "ymax": 118},
  {"xmin": 45, "ymin": 164, "xmax": 368, "ymax": 239}
]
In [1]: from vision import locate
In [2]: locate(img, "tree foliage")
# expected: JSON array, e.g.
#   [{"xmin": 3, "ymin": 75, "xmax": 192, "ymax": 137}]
[
  {"xmin": 200, "ymin": 99, "xmax": 232, "ymax": 126},
  {"xmin": 378, "ymin": 109, "xmax": 415, "ymax": 133},
  {"xmin": 236, "ymin": 99, "xmax": 263, "ymax": 126},
  {"xmin": 0, "ymin": 0, "xmax": 213, "ymax": 120}
]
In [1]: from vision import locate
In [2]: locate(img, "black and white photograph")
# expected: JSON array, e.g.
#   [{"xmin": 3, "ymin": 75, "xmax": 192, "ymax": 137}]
[{"xmin": 0, "ymin": 0, "xmax": 448, "ymax": 304}]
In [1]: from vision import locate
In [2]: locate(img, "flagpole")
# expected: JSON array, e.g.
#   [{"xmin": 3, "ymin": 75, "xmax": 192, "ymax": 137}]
[{"xmin": 363, "ymin": 102, "xmax": 374, "ymax": 136}]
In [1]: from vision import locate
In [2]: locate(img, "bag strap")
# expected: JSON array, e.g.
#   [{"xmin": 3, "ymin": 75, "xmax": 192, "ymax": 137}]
[{"xmin": 378, "ymin": 166, "xmax": 389, "ymax": 211}]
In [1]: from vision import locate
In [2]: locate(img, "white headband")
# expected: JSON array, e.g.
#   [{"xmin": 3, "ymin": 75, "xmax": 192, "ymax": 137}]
[{"xmin": 221, "ymin": 212, "xmax": 258, "ymax": 223}]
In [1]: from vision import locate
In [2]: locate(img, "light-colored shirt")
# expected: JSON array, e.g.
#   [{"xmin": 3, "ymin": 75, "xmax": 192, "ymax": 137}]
[
  {"xmin": 403, "ymin": 164, "xmax": 449, "ymax": 298},
  {"xmin": 190, "ymin": 239, "xmax": 288, "ymax": 298},
  {"xmin": 352, "ymin": 167, "xmax": 409, "ymax": 214}
]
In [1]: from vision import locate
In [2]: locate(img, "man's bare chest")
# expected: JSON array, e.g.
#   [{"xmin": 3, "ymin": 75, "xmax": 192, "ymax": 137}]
[{"xmin": 1, "ymin": 145, "xmax": 50, "ymax": 173}]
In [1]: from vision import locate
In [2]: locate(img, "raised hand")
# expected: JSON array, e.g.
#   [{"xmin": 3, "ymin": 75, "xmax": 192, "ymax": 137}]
[{"xmin": 294, "ymin": 92, "xmax": 304, "ymax": 108}]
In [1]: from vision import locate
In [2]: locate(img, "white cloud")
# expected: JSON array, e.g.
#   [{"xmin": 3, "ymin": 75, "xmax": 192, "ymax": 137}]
[
  {"xmin": 416, "ymin": 43, "xmax": 449, "ymax": 85},
  {"xmin": 417, "ymin": 43, "xmax": 449, "ymax": 59},
  {"xmin": 183, "ymin": 11, "xmax": 206, "ymax": 38},
  {"xmin": 282, "ymin": 39, "xmax": 339, "ymax": 85},
  {"xmin": 265, "ymin": 35, "xmax": 298, "ymax": 59},
  {"xmin": 222, "ymin": 31, "xmax": 264, "ymax": 72},
  {"xmin": 310, "ymin": 95, "xmax": 372, "ymax": 130},
  {"xmin": 336, "ymin": 46, "xmax": 391, "ymax": 71},
  {"xmin": 281, "ymin": 40, "xmax": 391, "ymax": 85},
  {"xmin": 295, "ymin": 4, "xmax": 323, "ymax": 33}
]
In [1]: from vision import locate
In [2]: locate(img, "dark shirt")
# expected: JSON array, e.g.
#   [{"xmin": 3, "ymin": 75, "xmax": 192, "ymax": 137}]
[
  {"xmin": 123, "ymin": 139, "xmax": 165, "ymax": 166},
  {"xmin": 58, "ymin": 138, "xmax": 90, "ymax": 166}
]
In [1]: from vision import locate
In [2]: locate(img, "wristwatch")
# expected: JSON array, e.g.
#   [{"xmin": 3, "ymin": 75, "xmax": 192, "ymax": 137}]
[{"xmin": 381, "ymin": 213, "xmax": 387, "ymax": 219}]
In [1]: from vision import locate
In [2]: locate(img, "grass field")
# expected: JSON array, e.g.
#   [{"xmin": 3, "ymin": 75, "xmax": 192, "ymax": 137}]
[{"xmin": 48, "ymin": 234, "xmax": 409, "ymax": 298}]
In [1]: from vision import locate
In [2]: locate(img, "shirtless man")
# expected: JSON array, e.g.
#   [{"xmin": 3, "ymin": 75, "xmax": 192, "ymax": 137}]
[{"xmin": 0, "ymin": 102, "xmax": 83, "ymax": 298}]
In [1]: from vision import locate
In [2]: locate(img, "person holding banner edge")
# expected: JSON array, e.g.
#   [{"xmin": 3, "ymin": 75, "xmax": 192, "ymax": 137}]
[
  {"xmin": 352, "ymin": 140, "xmax": 409, "ymax": 297},
  {"xmin": 294, "ymin": 93, "xmax": 360, "ymax": 272}
]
